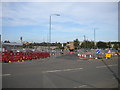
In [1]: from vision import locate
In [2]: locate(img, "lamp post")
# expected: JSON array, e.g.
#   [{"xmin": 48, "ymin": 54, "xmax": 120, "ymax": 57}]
[
  {"xmin": 94, "ymin": 29, "xmax": 95, "ymax": 49},
  {"xmin": 94, "ymin": 28, "xmax": 98, "ymax": 49},
  {"xmin": 83, "ymin": 35, "xmax": 86, "ymax": 49},
  {"xmin": 49, "ymin": 14, "xmax": 60, "ymax": 51}
]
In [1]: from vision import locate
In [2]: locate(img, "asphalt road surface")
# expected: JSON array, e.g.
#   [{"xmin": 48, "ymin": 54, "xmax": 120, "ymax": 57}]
[{"xmin": 2, "ymin": 54, "xmax": 119, "ymax": 88}]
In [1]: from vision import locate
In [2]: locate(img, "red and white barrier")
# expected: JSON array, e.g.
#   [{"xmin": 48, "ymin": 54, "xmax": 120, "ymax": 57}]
[
  {"xmin": 89, "ymin": 55, "xmax": 93, "ymax": 59},
  {"xmin": 83, "ymin": 55, "xmax": 87, "ymax": 59},
  {"xmin": 77, "ymin": 54, "xmax": 80, "ymax": 57}
]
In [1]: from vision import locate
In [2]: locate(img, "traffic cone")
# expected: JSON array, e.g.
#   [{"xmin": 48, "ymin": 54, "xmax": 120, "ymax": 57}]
[{"xmin": 89, "ymin": 55, "xmax": 93, "ymax": 59}]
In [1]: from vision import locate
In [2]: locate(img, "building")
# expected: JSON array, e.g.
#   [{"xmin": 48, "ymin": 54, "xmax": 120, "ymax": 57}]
[
  {"xmin": 66, "ymin": 41, "xmax": 75, "ymax": 50},
  {"xmin": 33, "ymin": 46, "xmax": 59, "ymax": 50},
  {"xmin": 2, "ymin": 42, "xmax": 23, "ymax": 51}
]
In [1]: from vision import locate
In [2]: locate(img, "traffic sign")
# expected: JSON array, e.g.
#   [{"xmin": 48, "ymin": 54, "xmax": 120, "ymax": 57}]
[
  {"xmin": 96, "ymin": 50, "xmax": 100, "ymax": 54},
  {"xmin": 105, "ymin": 53, "xmax": 112, "ymax": 58}
]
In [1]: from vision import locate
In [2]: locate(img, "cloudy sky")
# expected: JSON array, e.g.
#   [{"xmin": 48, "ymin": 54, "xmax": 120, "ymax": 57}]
[{"xmin": 1, "ymin": 2, "xmax": 118, "ymax": 43}]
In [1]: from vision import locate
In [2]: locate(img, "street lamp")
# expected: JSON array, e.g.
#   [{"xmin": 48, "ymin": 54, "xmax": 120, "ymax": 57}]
[
  {"xmin": 49, "ymin": 14, "xmax": 60, "ymax": 51},
  {"xmin": 94, "ymin": 28, "xmax": 98, "ymax": 49}
]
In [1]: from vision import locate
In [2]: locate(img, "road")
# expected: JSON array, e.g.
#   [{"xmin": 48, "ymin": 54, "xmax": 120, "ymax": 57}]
[{"xmin": 2, "ymin": 54, "xmax": 119, "ymax": 88}]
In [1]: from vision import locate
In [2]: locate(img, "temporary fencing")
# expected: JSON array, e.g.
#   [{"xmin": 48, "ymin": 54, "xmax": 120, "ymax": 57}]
[
  {"xmin": 1, "ymin": 51, "xmax": 50, "ymax": 63},
  {"xmin": 77, "ymin": 49, "xmax": 118, "ymax": 60}
]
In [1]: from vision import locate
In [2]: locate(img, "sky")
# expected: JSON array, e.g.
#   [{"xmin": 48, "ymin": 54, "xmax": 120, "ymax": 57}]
[{"xmin": 1, "ymin": 2, "xmax": 118, "ymax": 43}]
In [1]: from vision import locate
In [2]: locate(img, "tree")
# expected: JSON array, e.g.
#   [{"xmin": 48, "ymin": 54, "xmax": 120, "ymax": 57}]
[
  {"xmin": 80, "ymin": 40, "xmax": 95, "ymax": 49},
  {"xmin": 4, "ymin": 40, "xmax": 10, "ymax": 43},
  {"xmin": 80, "ymin": 41, "xmax": 85, "ymax": 48},
  {"xmin": 74, "ymin": 39, "xmax": 79, "ymax": 49},
  {"xmin": 107, "ymin": 42, "xmax": 112, "ymax": 48},
  {"xmin": 96, "ymin": 41, "xmax": 107, "ymax": 49},
  {"xmin": 113, "ymin": 43, "xmax": 119, "ymax": 50},
  {"xmin": 86, "ymin": 41, "xmax": 95, "ymax": 48}
]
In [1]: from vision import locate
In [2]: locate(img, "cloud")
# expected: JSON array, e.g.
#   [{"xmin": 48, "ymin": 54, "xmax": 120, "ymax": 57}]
[
  {"xmin": 1, "ymin": 0, "xmax": 120, "ymax": 2},
  {"xmin": 1, "ymin": 2, "xmax": 118, "ymax": 42},
  {"xmin": 2, "ymin": 2, "xmax": 117, "ymax": 28},
  {"xmin": 2, "ymin": 2, "xmax": 73, "ymax": 26}
]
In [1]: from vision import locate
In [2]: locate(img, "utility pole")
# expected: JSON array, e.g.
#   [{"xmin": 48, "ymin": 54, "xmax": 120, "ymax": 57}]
[
  {"xmin": 84, "ymin": 35, "xmax": 86, "ymax": 41},
  {"xmin": 49, "ymin": 14, "xmax": 60, "ymax": 52},
  {"xmin": 20, "ymin": 37, "xmax": 23, "ymax": 43},
  {"xmin": 84, "ymin": 35, "xmax": 86, "ymax": 49},
  {"xmin": 94, "ymin": 28, "xmax": 98, "ymax": 49},
  {"xmin": 94, "ymin": 29, "xmax": 95, "ymax": 43},
  {"xmin": 94, "ymin": 29, "xmax": 96, "ymax": 49}
]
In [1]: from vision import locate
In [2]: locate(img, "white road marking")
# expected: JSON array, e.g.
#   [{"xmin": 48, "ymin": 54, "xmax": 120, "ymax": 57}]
[
  {"xmin": 96, "ymin": 64, "xmax": 117, "ymax": 68},
  {"xmin": 43, "ymin": 68, "xmax": 83, "ymax": 73},
  {"xmin": 74, "ymin": 85, "xmax": 87, "ymax": 88},
  {"xmin": 0, "ymin": 74, "xmax": 11, "ymax": 77}
]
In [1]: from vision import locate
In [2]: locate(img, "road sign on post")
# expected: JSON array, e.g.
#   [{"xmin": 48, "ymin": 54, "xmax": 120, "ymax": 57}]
[
  {"xmin": 96, "ymin": 50, "xmax": 100, "ymax": 54},
  {"xmin": 105, "ymin": 53, "xmax": 112, "ymax": 58},
  {"xmin": 105, "ymin": 50, "xmax": 112, "ymax": 59}
]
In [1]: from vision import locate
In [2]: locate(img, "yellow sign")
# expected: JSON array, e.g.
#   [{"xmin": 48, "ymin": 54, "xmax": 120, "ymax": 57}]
[{"xmin": 105, "ymin": 53, "xmax": 112, "ymax": 58}]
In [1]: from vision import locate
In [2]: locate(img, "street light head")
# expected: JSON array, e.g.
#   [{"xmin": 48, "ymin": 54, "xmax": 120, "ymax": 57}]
[
  {"xmin": 51, "ymin": 14, "xmax": 60, "ymax": 16},
  {"xmin": 56, "ymin": 14, "xmax": 60, "ymax": 16}
]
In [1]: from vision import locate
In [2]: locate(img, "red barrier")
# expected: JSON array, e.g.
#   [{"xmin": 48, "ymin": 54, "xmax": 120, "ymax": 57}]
[
  {"xmin": 2, "ymin": 51, "xmax": 50, "ymax": 62},
  {"xmin": 0, "ymin": 52, "xmax": 2, "ymax": 61}
]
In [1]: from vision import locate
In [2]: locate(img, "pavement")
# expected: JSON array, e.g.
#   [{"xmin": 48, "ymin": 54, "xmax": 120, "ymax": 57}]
[{"xmin": 2, "ymin": 54, "xmax": 119, "ymax": 88}]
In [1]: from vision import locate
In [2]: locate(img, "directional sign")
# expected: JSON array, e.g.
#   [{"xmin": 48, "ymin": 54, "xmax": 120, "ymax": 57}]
[
  {"xmin": 105, "ymin": 53, "xmax": 112, "ymax": 58},
  {"xmin": 96, "ymin": 50, "xmax": 100, "ymax": 54}
]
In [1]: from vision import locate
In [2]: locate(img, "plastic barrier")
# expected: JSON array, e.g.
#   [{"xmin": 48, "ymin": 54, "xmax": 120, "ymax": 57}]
[
  {"xmin": 89, "ymin": 55, "xmax": 93, "ymax": 59},
  {"xmin": 2, "ymin": 51, "xmax": 50, "ymax": 62},
  {"xmin": 0, "ymin": 52, "xmax": 2, "ymax": 61}
]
